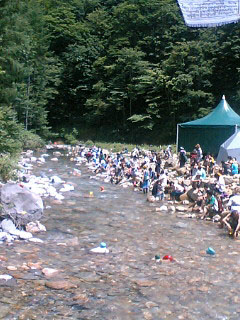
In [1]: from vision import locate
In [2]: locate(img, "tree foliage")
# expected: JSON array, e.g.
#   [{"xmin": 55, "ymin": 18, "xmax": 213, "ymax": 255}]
[{"xmin": 0, "ymin": 0, "xmax": 240, "ymax": 146}]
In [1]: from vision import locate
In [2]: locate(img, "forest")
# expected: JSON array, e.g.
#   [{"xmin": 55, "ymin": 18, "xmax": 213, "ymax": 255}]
[{"xmin": 1, "ymin": 0, "xmax": 240, "ymax": 149}]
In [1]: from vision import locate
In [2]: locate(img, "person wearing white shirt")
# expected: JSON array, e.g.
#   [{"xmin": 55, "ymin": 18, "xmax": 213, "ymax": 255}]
[{"xmin": 214, "ymin": 172, "xmax": 225, "ymax": 193}]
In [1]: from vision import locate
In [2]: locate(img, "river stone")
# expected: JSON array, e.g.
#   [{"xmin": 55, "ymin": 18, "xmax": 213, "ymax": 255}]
[
  {"xmin": 147, "ymin": 196, "xmax": 156, "ymax": 203},
  {"xmin": 145, "ymin": 301, "xmax": 158, "ymax": 309},
  {"xmin": 198, "ymin": 285, "xmax": 209, "ymax": 292},
  {"xmin": 27, "ymin": 262, "xmax": 42, "ymax": 269},
  {"xmin": 174, "ymin": 222, "xmax": 188, "ymax": 229},
  {"xmin": 26, "ymin": 221, "xmax": 46, "ymax": 233},
  {"xmin": 169, "ymin": 206, "xmax": 176, "ymax": 213},
  {"xmin": 62, "ymin": 208, "xmax": 72, "ymax": 213},
  {"xmin": 0, "ymin": 304, "xmax": 11, "ymax": 318},
  {"xmin": 164, "ymin": 160, "xmax": 175, "ymax": 168},
  {"xmin": 66, "ymin": 201, "xmax": 76, "ymax": 206},
  {"xmin": 0, "ymin": 256, "xmax": 7, "ymax": 262},
  {"xmin": 0, "ymin": 183, "xmax": 43, "ymax": 226},
  {"xmin": 184, "ymin": 180, "xmax": 192, "ymax": 186},
  {"xmin": 1, "ymin": 219, "xmax": 19, "ymax": 235},
  {"xmin": 6, "ymin": 266, "xmax": 17, "ymax": 271},
  {"xmin": 159, "ymin": 205, "xmax": 168, "ymax": 212},
  {"xmin": 224, "ymin": 176, "xmax": 233, "ymax": 185},
  {"xmin": 18, "ymin": 231, "xmax": 33, "ymax": 240},
  {"xmin": 73, "ymin": 207, "xmax": 87, "ymax": 213},
  {"xmin": 176, "ymin": 206, "xmax": 187, "ymax": 212},
  {"xmin": 176, "ymin": 167, "xmax": 186, "ymax": 176},
  {"xmin": 143, "ymin": 310, "xmax": 153, "ymax": 320},
  {"xmin": 42, "ymin": 268, "xmax": 60, "ymax": 278},
  {"xmin": 78, "ymin": 272, "xmax": 100, "ymax": 282},
  {"xmin": 65, "ymin": 237, "xmax": 79, "ymax": 246},
  {"xmin": 52, "ymin": 151, "xmax": 62, "ymax": 156},
  {"xmin": 0, "ymin": 275, "xmax": 12, "ymax": 280},
  {"xmin": 0, "ymin": 278, "xmax": 17, "ymax": 287},
  {"xmin": 134, "ymin": 280, "xmax": 155, "ymax": 287},
  {"xmin": 50, "ymin": 199, "xmax": 62, "ymax": 205},
  {"xmin": 45, "ymin": 280, "xmax": 77, "ymax": 290},
  {"xmin": 73, "ymin": 293, "xmax": 89, "ymax": 303},
  {"xmin": 28, "ymin": 237, "xmax": 44, "ymax": 243},
  {"xmin": 0, "ymin": 231, "xmax": 8, "ymax": 241}
]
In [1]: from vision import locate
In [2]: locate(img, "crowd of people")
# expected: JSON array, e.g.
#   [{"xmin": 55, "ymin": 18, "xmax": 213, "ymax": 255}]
[{"xmin": 70, "ymin": 143, "xmax": 240, "ymax": 239}]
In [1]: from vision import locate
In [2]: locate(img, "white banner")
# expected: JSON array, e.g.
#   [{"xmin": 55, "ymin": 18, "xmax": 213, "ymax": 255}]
[{"xmin": 177, "ymin": 0, "xmax": 240, "ymax": 27}]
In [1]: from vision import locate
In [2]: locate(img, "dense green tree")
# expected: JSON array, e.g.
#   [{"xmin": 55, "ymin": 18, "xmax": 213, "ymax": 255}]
[
  {"xmin": 0, "ymin": 0, "xmax": 60, "ymax": 135},
  {"xmin": 1, "ymin": 0, "xmax": 240, "ymax": 145}
]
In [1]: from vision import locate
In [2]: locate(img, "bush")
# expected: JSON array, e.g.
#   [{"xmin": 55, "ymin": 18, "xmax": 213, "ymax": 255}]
[
  {"xmin": 0, "ymin": 106, "xmax": 23, "ymax": 155},
  {"xmin": 85, "ymin": 140, "xmax": 94, "ymax": 146},
  {"xmin": 64, "ymin": 133, "xmax": 78, "ymax": 145},
  {"xmin": 0, "ymin": 154, "xmax": 18, "ymax": 182},
  {"xmin": 57, "ymin": 128, "xmax": 79, "ymax": 145},
  {"xmin": 19, "ymin": 130, "xmax": 45, "ymax": 150}
]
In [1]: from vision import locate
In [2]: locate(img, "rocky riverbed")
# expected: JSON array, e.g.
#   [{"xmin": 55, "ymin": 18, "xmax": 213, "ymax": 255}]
[{"xmin": 0, "ymin": 148, "xmax": 239, "ymax": 320}]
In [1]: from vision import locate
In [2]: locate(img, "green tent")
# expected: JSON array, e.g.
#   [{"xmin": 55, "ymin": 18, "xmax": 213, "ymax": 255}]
[{"xmin": 177, "ymin": 96, "xmax": 240, "ymax": 155}]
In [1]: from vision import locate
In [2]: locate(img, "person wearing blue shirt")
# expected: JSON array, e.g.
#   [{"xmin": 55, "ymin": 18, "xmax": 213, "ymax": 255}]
[
  {"xmin": 142, "ymin": 168, "xmax": 150, "ymax": 194},
  {"xmin": 231, "ymin": 159, "xmax": 238, "ymax": 175},
  {"xmin": 193, "ymin": 163, "xmax": 206, "ymax": 181}
]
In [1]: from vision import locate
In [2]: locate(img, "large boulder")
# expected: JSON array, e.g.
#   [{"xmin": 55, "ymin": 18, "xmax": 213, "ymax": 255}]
[
  {"xmin": 0, "ymin": 183, "xmax": 43, "ymax": 226},
  {"xmin": 176, "ymin": 167, "xmax": 187, "ymax": 176},
  {"xmin": 164, "ymin": 160, "xmax": 176, "ymax": 168},
  {"xmin": 224, "ymin": 176, "xmax": 233, "ymax": 185}
]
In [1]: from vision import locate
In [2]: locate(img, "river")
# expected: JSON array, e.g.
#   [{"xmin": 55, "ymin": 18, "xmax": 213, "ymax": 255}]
[{"xmin": 0, "ymin": 149, "xmax": 239, "ymax": 320}]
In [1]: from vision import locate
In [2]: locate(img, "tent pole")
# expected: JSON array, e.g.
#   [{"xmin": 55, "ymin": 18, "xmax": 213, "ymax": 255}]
[{"xmin": 176, "ymin": 124, "xmax": 179, "ymax": 153}]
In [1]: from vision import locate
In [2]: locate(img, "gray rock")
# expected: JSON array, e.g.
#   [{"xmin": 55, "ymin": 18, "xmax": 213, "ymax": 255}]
[
  {"xmin": 18, "ymin": 230, "xmax": 32, "ymax": 240},
  {"xmin": 169, "ymin": 206, "xmax": 176, "ymax": 212},
  {"xmin": 1, "ymin": 219, "xmax": 19, "ymax": 235},
  {"xmin": 159, "ymin": 205, "xmax": 168, "ymax": 212},
  {"xmin": 0, "ymin": 182, "xmax": 43, "ymax": 226},
  {"xmin": 224, "ymin": 176, "xmax": 233, "ymax": 185},
  {"xmin": 174, "ymin": 222, "xmax": 188, "ymax": 229},
  {"xmin": 0, "ymin": 304, "xmax": 12, "ymax": 318},
  {"xmin": 0, "ymin": 278, "xmax": 17, "ymax": 287},
  {"xmin": 0, "ymin": 231, "xmax": 8, "ymax": 241},
  {"xmin": 176, "ymin": 205, "xmax": 187, "ymax": 212},
  {"xmin": 28, "ymin": 237, "xmax": 44, "ymax": 243}
]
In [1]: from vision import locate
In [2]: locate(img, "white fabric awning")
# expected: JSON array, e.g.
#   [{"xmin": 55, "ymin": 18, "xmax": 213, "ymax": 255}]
[{"xmin": 177, "ymin": 0, "xmax": 240, "ymax": 27}]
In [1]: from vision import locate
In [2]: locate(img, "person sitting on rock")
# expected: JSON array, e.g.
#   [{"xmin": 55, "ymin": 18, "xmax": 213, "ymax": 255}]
[
  {"xmin": 214, "ymin": 172, "xmax": 226, "ymax": 194},
  {"xmin": 169, "ymin": 181, "xmax": 185, "ymax": 201},
  {"xmin": 188, "ymin": 186, "xmax": 205, "ymax": 213},
  {"xmin": 204, "ymin": 153, "xmax": 215, "ymax": 175},
  {"xmin": 192, "ymin": 163, "xmax": 206, "ymax": 182},
  {"xmin": 190, "ymin": 162, "xmax": 198, "ymax": 178},
  {"xmin": 152, "ymin": 180, "xmax": 164, "ymax": 200},
  {"xmin": 222, "ymin": 210, "xmax": 240, "ymax": 238},
  {"xmin": 221, "ymin": 160, "xmax": 231, "ymax": 175},
  {"xmin": 200, "ymin": 190, "xmax": 219, "ymax": 220}
]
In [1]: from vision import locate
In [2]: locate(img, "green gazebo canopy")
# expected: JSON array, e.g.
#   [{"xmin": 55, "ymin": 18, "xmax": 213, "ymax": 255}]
[{"xmin": 177, "ymin": 96, "xmax": 240, "ymax": 155}]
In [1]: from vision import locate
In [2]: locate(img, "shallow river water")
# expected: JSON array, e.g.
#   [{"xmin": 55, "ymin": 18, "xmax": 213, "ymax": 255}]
[{"xmin": 0, "ymin": 151, "xmax": 240, "ymax": 320}]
